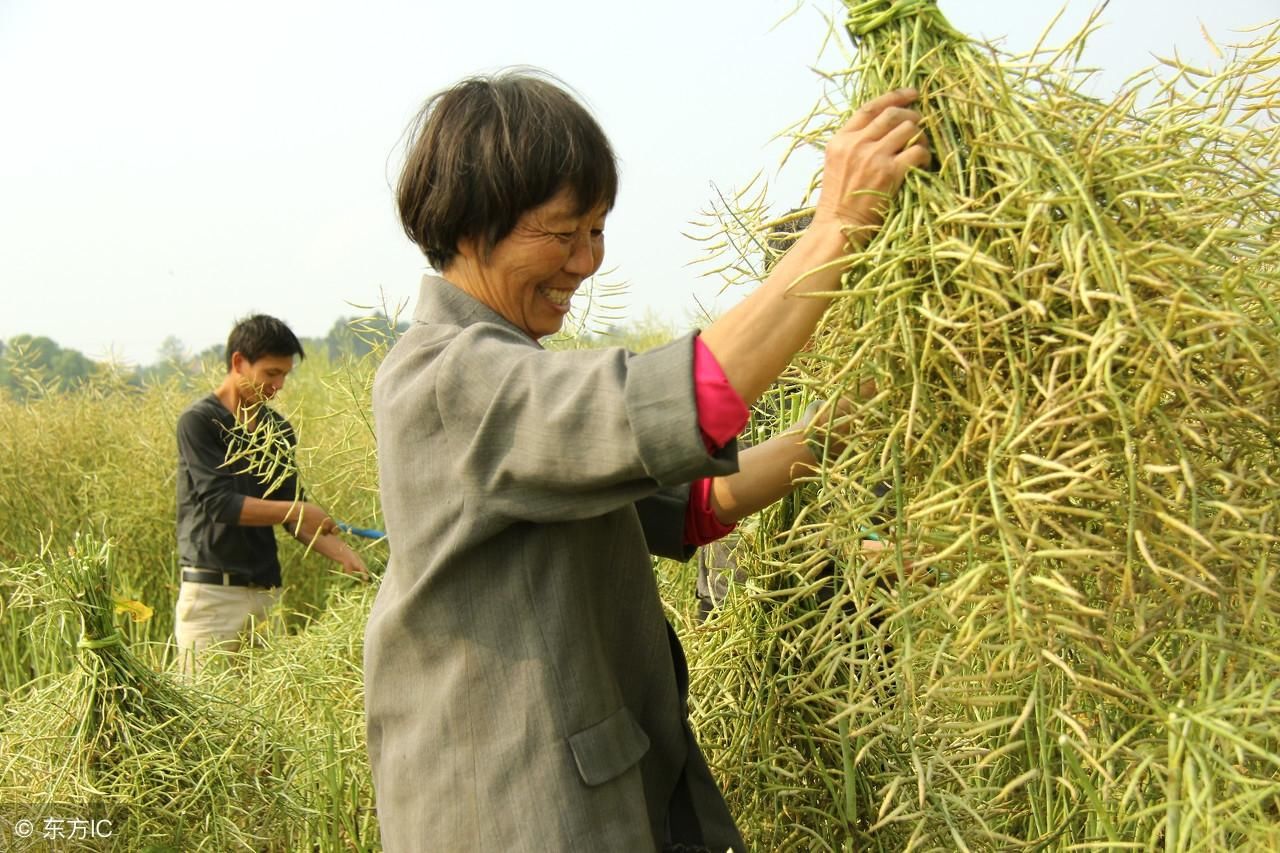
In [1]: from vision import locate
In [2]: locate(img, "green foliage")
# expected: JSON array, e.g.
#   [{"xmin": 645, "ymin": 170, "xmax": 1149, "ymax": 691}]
[
  {"xmin": 0, "ymin": 334, "xmax": 103, "ymax": 399},
  {"xmin": 547, "ymin": 308, "xmax": 680, "ymax": 352},
  {"xmin": 0, "ymin": 311, "xmax": 412, "ymax": 400},
  {"xmin": 0, "ymin": 536, "xmax": 374, "ymax": 850},
  {"xmin": 310, "ymin": 313, "xmax": 410, "ymax": 362},
  {"xmin": 0, "ymin": 537, "xmax": 306, "ymax": 848}
]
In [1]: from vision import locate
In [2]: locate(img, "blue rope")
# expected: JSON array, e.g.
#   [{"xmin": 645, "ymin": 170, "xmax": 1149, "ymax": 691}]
[{"xmin": 337, "ymin": 522, "xmax": 387, "ymax": 540}]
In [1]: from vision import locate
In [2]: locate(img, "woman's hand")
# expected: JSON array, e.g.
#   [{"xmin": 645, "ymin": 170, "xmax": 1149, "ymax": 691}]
[
  {"xmin": 699, "ymin": 90, "xmax": 930, "ymax": 408},
  {"xmin": 813, "ymin": 88, "xmax": 932, "ymax": 240},
  {"xmin": 801, "ymin": 377, "xmax": 878, "ymax": 460}
]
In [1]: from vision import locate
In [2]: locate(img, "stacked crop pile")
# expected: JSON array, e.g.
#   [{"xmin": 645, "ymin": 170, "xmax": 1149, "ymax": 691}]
[
  {"xmin": 0, "ymin": 536, "xmax": 378, "ymax": 849},
  {"xmin": 0, "ymin": 537, "xmax": 304, "ymax": 848},
  {"xmin": 687, "ymin": 2, "xmax": 1280, "ymax": 848}
]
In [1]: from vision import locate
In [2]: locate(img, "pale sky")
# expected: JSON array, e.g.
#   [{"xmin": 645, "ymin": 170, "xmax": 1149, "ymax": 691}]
[{"xmin": 1, "ymin": 0, "xmax": 1275, "ymax": 365}]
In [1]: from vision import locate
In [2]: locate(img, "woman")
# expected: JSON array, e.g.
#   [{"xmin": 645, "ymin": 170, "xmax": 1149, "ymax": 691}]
[{"xmin": 365, "ymin": 70, "xmax": 929, "ymax": 852}]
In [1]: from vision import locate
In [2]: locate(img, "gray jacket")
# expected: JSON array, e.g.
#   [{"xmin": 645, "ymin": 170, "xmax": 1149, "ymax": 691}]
[{"xmin": 365, "ymin": 276, "xmax": 746, "ymax": 852}]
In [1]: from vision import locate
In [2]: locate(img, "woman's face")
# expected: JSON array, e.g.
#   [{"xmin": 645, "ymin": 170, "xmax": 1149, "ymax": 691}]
[{"xmin": 449, "ymin": 186, "xmax": 607, "ymax": 339}]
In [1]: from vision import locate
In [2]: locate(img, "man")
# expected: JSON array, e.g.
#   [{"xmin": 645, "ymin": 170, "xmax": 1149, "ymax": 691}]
[{"xmin": 174, "ymin": 314, "xmax": 367, "ymax": 673}]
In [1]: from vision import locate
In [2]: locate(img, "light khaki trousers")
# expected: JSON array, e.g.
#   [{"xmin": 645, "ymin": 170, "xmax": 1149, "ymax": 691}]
[{"xmin": 173, "ymin": 575, "xmax": 281, "ymax": 674}]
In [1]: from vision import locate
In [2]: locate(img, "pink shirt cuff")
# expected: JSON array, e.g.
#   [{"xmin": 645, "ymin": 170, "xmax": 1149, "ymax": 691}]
[
  {"xmin": 683, "ymin": 337, "xmax": 748, "ymax": 545},
  {"xmin": 683, "ymin": 477, "xmax": 736, "ymax": 546},
  {"xmin": 692, "ymin": 336, "xmax": 748, "ymax": 452}
]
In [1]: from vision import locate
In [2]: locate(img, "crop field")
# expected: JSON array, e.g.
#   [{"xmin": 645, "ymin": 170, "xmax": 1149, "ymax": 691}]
[
  {"xmin": 0, "ymin": 354, "xmax": 385, "ymax": 849},
  {"xmin": 2, "ymin": 2, "xmax": 1279, "ymax": 851}
]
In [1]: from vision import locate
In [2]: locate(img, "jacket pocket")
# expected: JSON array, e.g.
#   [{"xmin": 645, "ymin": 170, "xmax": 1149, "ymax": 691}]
[{"xmin": 568, "ymin": 706, "xmax": 651, "ymax": 786}]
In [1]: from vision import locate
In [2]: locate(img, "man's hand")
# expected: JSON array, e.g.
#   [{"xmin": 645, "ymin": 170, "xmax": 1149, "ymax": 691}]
[
  {"xmin": 338, "ymin": 549, "xmax": 371, "ymax": 580},
  {"xmin": 287, "ymin": 501, "xmax": 337, "ymax": 544},
  {"xmin": 291, "ymin": 520, "xmax": 373, "ymax": 582}
]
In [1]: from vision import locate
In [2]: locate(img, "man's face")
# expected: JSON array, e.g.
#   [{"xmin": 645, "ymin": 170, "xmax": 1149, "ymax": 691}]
[{"xmin": 232, "ymin": 353, "xmax": 295, "ymax": 405}]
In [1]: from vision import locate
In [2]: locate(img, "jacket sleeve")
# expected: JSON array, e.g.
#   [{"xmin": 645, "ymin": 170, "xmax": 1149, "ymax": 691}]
[
  {"xmin": 634, "ymin": 484, "xmax": 707, "ymax": 562},
  {"xmin": 428, "ymin": 326, "xmax": 739, "ymax": 525},
  {"xmin": 176, "ymin": 408, "xmax": 245, "ymax": 524}
]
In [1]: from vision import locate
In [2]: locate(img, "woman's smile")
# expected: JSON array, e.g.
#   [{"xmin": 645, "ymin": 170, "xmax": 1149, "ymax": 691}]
[{"xmin": 536, "ymin": 285, "xmax": 576, "ymax": 309}]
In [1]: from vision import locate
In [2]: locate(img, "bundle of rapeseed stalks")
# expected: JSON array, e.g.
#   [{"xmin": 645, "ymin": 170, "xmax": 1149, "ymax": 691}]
[
  {"xmin": 0, "ymin": 536, "xmax": 305, "ymax": 849},
  {"xmin": 689, "ymin": 3, "xmax": 1280, "ymax": 849}
]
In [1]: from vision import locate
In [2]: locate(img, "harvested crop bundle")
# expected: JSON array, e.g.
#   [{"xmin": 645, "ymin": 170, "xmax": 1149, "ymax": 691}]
[
  {"xmin": 689, "ymin": 2, "xmax": 1280, "ymax": 849},
  {"xmin": 0, "ymin": 537, "xmax": 303, "ymax": 849}
]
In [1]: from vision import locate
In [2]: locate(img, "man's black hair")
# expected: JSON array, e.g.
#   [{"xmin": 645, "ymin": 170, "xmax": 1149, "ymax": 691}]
[{"xmin": 224, "ymin": 314, "xmax": 305, "ymax": 370}]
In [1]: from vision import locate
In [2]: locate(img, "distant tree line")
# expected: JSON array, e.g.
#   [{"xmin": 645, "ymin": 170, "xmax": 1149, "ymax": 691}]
[
  {"xmin": 0, "ymin": 314, "xmax": 409, "ymax": 400},
  {"xmin": 0, "ymin": 334, "xmax": 101, "ymax": 398},
  {"xmin": 2, "ymin": 312, "xmax": 687, "ymax": 399}
]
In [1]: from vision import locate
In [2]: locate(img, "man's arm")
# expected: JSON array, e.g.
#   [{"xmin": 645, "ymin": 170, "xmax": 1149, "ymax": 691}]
[
  {"xmin": 238, "ymin": 496, "xmax": 337, "ymax": 540},
  {"xmin": 256, "ymin": 415, "xmax": 368, "ymax": 578},
  {"xmin": 240, "ymin": 496, "xmax": 368, "ymax": 576},
  {"xmin": 179, "ymin": 408, "xmax": 332, "ymax": 535}
]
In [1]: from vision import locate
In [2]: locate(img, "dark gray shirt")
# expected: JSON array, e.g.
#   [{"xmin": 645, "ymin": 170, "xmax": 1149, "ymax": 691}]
[{"xmin": 175, "ymin": 394, "xmax": 303, "ymax": 586}]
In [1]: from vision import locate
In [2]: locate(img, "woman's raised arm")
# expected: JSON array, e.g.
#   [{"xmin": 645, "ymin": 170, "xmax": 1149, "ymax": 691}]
[{"xmin": 698, "ymin": 88, "xmax": 931, "ymax": 406}]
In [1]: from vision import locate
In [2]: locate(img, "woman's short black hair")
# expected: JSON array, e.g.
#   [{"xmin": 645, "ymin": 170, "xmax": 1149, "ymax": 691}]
[
  {"xmin": 397, "ymin": 68, "xmax": 619, "ymax": 271},
  {"xmin": 225, "ymin": 314, "xmax": 305, "ymax": 370}
]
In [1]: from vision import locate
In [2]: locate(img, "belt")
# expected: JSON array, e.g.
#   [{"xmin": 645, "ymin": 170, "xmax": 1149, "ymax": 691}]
[{"xmin": 181, "ymin": 569, "xmax": 276, "ymax": 589}]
